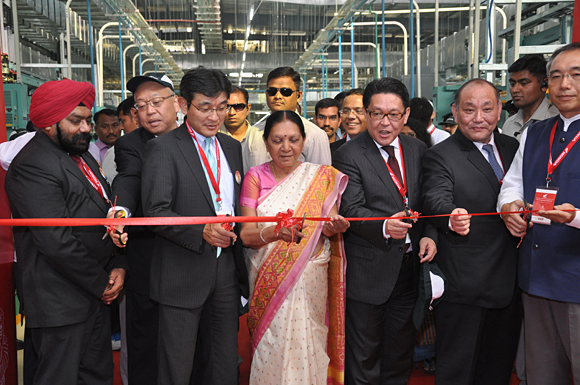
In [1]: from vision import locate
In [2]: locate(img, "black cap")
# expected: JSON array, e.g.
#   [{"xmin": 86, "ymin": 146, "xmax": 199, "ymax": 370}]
[
  {"xmin": 438, "ymin": 115, "xmax": 456, "ymax": 126},
  {"xmin": 127, "ymin": 73, "xmax": 175, "ymax": 93}
]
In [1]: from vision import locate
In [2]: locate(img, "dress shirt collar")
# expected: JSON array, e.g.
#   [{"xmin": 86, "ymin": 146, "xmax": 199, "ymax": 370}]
[
  {"xmin": 373, "ymin": 136, "xmax": 401, "ymax": 153},
  {"xmin": 472, "ymin": 133, "xmax": 497, "ymax": 151},
  {"xmin": 560, "ymin": 113, "xmax": 580, "ymax": 132}
]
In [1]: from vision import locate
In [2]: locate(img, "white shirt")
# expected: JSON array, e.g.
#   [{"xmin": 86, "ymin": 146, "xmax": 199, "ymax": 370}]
[
  {"xmin": 190, "ymin": 129, "xmax": 235, "ymax": 217},
  {"xmin": 374, "ymin": 137, "xmax": 412, "ymax": 246},
  {"xmin": 428, "ymin": 124, "xmax": 450, "ymax": 145},
  {"xmin": 0, "ymin": 131, "xmax": 35, "ymax": 170},
  {"xmin": 241, "ymin": 115, "xmax": 332, "ymax": 174},
  {"xmin": 497, "ymin": 113, "xmax": 580, "ymax": 229},
  {"xmin": 101, "ymin": 146, "xmax": 117, "ymax": 184}
]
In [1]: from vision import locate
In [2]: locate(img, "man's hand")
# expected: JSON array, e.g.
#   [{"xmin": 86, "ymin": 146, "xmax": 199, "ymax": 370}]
[
  {"xmin": 107, "ymin": 210, "xmax": 128, "ymax": 247},
  {"xmin": 203, "ymin": 223, "xmax": 237, "ymax": 248},
  {"xmin": 450, "ymin": 208, "xmax": 471, "ymax": 236},
  {"xmin": 102, "ymin": 268, "xmax": 126, "ymax": 305},
  {"xmin": 385, "ymin": 211, "xmax": 413, "ymax": 239},
  {"xmin": 538, "ymin": 203, "xmax": 577, "ymax": 224},
  {"xmin": 501, "ymin": 200, "xmax": 530, "ymax": 237},
  {"xmin": 418, "ymin": 237, "xmax": 437, "ymax": 263}
]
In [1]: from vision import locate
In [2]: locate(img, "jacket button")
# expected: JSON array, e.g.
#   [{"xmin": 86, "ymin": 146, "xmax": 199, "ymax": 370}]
[
  {"xmin": 533, "ymin": 244, "xmax": 539, "ymax": 250},
  {"xmin": 398, "ymin": 246, "xmax": 403, "ymax": 252}
]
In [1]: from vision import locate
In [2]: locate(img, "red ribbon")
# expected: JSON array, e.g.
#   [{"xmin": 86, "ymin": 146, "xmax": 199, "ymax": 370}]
[{"xmin": 2, "ymin": 208, "xmax": 576, "ymax": 227}]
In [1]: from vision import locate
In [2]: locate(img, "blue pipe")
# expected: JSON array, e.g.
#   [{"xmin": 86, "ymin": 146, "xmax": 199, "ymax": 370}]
[
  {"xmin": 351, "ymin": 24, "xmax": 355, "ymax": 88},
  {"xmin": 409, "ymin": 0, "xmax": 415, "ymax": 98},
  {"xmin": 87, "ymin": 0, "xmax": 96, "ymax": 112},
  {"xmin": 139, "ymin": 45, "xmax": 142, "ymax": 75},
  {"xmin": 322, "ymin": 55, "xmax": 326, "ymax": 98},
  {"xmin": 381, "ymin": 0, "xmax": 386, "ymax": 77},
  {"xmin": 339, "ymin": 34, "xmax": 343, "ymax": 92},
  {"xmin": 119, "ymin": 22, "xmax": 124, "ymax": 98},
  {"xmin": 302, "ymin": 74, "xmax": 307, "ymax": 118}
]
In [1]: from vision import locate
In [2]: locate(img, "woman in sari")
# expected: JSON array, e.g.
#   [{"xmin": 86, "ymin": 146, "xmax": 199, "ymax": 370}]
[{"xmin": 240, "ymin": 110, "xmax": 349, "ymax": 385}]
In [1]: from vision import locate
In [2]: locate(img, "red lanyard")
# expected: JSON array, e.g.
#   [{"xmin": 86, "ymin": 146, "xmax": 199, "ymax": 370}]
[
  {"xmin": 186, "ymin": 121, "xmax": 222, "ymax": 208},
  {"xmin": 429, "ymin": 126, "xmax": 436, "ymax": 135},
  {"xmin": 546, "ymin": 120, "xmax": 580, "ymax": 187},
  {"xmin": 71, "ymin": 155, "xmax": 107, "ymax": 202},
  {"xmin": 383, "ymin": 144, "xmax": 408, "ymax": 205}
]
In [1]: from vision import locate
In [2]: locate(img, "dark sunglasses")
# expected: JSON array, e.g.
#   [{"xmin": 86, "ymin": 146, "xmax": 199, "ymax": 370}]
[
  {"xmin": 266, "ymin": 87, "xmax": 298, "ymax": 97},
  {"xmin": 227, "ymin": 103, "xmax": 247, "ymax": 112}
]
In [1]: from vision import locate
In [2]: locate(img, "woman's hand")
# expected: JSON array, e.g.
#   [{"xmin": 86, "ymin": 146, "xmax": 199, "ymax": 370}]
[
  {"xmin": 323, "ymin": 215, "xmax": 350, "ymax": 236},
  {"xmin": 277, "ymin": 225, "xmax": 306, "ymax": 243}
]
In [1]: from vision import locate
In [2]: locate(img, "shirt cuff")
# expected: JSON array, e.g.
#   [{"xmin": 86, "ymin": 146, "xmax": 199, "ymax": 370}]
[
  {"xmin": 383, "ymin": 219, "xmax": 391, "ymax": 239},
  {"xmin": 567, "ymin": 211, "xmax": 580, "ymax": 229},
  {"xmin": 448, "ymin": 218, "xmax": 454, "ymax": 232}
]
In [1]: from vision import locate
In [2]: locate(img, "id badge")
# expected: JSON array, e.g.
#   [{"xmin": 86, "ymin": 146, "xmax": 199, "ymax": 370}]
[
  {"xmin": 217, "ymin": 210, "xmax": 234, "ymax": 232},
  {"xmin": 531, "ymin": 186, "xmax": 559, "ymax": 225}
]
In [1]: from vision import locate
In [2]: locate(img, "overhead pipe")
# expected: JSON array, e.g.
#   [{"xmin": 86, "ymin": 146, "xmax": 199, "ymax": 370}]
[
  {"xmin": 496, "ymin": 6, "xmax": 508, "ymax": 86},
  {"xmin": 139, "ymin": 45, "xmax": 142, "ymax": 75},
  {"xmin": 141, "ymin": 58, "xmax": 155, "ymax": 74},
  {"xmin": 468, "ymin": 0, "xmax": 474, "ymax": 79},
  {"xmin": 87, "ymin": 0, "xmax": 96, "ymax": 111},
  {"xmin": 122, "ymin": 44, "xmax": 138, "ymax": 98},
  {"xmin": 65, "ymin": 0, "xmax": 73, "ymax": 79},
  {"xmin": 413, "ymin": 0, "xmax": 421, "ymax": 97},
  {"xmin": 351, "ymin": 22, "xmax": 355, "ymax": 88},
  {"xmin": 381, "ymin": 0, "xmax": 386, "ymax": 77},
  {"xmin": 474, "ymin": 0, "xmax": 482, "ymax": 78},
  {"xmin": 410, "ymin": 0, "xmax": 414, "ymax": 97},
  {"xmin": 338, "ymin": 34, "xmax": 343, "ymax": 92},
  {"xmin": 97, "ymin": 22, "xmax": 117, "ymax": 106},
  {"xmin": 331, "ymin": 41, "xmax": 381, "ymax": 78},
  {"xmin": 119, "ymin": 22, "xmax": 124, "ymax": 102},
  {"xmin": 514, "ymin": 0, "xmax": 523, "ymax": 59},
  {"xmin": 434, "ymin": 0, "xmax": 439, "ymax": 87},
  {"xmin": 11, "ymin": 0, "xmax": 20, "ymax": 82}
]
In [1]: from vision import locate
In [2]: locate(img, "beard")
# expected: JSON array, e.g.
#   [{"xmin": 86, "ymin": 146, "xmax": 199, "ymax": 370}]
[{"xmin": 56, "ymin": 123, "xmax": 92, "ymax": 156}]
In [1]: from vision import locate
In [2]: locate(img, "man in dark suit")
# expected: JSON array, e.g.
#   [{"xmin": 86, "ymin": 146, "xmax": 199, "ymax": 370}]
[
  {"xmin": 421, "ymin": 78, "xmax": 522, "ymax": 385},
  {"xmin": 142, "ymin": 67, "xmax": 248, "ymax": 385},
  {"xmin": 331, "ymin": 88, "xmax": 367, "ymax": 155},
  {"xmin": 110, "ymin": 73, "xmax": 180, "ymax": 385},
  {"xmin": 5, "ymin": 79, "xmax": 127, "ymax": 384},
  {"xmin": 333, "ymin": 77, "xmax": 437, "ymax": 385}
]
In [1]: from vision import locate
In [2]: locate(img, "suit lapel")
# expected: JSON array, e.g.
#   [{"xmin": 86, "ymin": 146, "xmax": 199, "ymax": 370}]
[
  {"xmin": 456, "ymin": 130, "xmax": 500, "ymax": 194},
  {"xmin": 175, "ymin": 125, "xmax": 216, "ymax": 212},
  {"xmin": 495, "ymin": 134, "xmax": 516, "ymax": 171},
  {"xmin": 360, "ymin": 132, "xmax": 405, "ymax": 210},
  {"xmin": 63, "ymin": 154, "xmax": 109, "ymax": 213}
]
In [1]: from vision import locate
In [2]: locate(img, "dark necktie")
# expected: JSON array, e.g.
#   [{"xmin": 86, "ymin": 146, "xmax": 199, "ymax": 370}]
[
  {"xmin": 482, "ymin": 144, "xmax": 504, "ymax": 181},
  {"xmin": 382, "ymin": 145, "xmax": 403, "ymax": 186}
]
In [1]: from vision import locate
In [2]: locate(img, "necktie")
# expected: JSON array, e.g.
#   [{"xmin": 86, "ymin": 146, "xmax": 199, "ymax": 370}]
[
  {"xmin": 382, "ymin": 145, "xmax": 403, "ymax": 187},
  {"xmin": 482, "ymin": 144, "xmax": 504, "ymax": 181},
  {"xmin": 204, "ymin": 137, "xmax": 218, "ymax": 178}
]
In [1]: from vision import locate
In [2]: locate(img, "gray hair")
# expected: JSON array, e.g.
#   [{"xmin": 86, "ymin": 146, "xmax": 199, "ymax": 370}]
[{"xmin": 546, "ymin": 42, "xmax": 580, "ymax": 74}]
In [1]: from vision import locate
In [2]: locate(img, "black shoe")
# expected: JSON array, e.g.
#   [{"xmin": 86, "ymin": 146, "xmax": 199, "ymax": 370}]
[{"xmin": 17, "ymin": 339, "xmax": 24, "ymax": 350}]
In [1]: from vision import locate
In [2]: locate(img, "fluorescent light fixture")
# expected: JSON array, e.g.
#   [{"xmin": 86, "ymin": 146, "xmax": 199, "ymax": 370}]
[
  {"xmin": 249, "ymin": 4, "xmax": 255, "ymax": 21},
  {"xmin": 245, "ymin": 25, "xmax": 251, "ymax": 38},
  {"xmin": 241, "ymin": 72, "xmax": 252, "ymax": 77},
  {"xmin": 229, "ymin": 72, "xmax": 239, "ymax": 77},
  {"xmin": 186, "ymin": 27, "xmax": 192, "ymax": 32},
  {"xmin": 242, "ymin": 52, "xmax": 246, "ymax": 61}
]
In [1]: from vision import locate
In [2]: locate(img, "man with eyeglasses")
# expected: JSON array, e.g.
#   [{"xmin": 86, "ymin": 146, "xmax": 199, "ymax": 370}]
[
  {"xmin": 241, "ymin": 66, "xmax": 331, "ymax": 173},
  {"xmin": 141, "ymin": 67, "xmax": 247, "ymax": 385},
  {"xmin": 422, "ymin": 79, "xmax": 521, "ymax": 385},
  {"xmin": 330, "ymin": 88, "xmax": 367, "ymax": 154},
  {"xmin": 313, "ymin": 98, "xmax": 341, "ymax": 144},
  {"xmin": 220, "ymin": 85, "xmax": 257, "ymax": 143},
  {"xmin": 333, "ymin": 78, "xmax": 437, "ymax": 385},
  {"xmin": 498, "ymin": 42, "xmax": 580, "ymax": 385},
  {"xmin": 107, "ymin": 72, "xmax": 180, "ymax": 385}
]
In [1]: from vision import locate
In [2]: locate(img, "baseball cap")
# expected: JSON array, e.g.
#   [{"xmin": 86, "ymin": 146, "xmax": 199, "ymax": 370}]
[
  {"xmin": 127, "ymin": 73, "xmax": 174, "ymax": 93},
  {"xmin": 439, "ymin": 115, "xmax": 456, "ymax": 126}
]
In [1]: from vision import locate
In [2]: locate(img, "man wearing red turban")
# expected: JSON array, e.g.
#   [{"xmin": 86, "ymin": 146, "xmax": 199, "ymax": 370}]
[{"xmin": 5, "ymin": 79, "xmax": 127, "ymax": 385}]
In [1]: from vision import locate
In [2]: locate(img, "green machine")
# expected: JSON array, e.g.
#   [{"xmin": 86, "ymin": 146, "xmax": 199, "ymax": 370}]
[{"xmin": 4, "ymin": 83, "xmax": 30, "ymax": 136}]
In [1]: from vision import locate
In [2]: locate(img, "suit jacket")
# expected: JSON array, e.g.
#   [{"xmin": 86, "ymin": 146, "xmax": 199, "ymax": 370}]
[
  {"xmin": 333, "ymin": 131, "xmax": 437, "ymax": 305},
  {"xmin": 6, "ymin": 131, "xmax": 124, "ymax": 328},
  {"xmin": 330, "ymin": 137, "xmax": 346, "ymax": 156},
  {"xmin": 141, "ymin": 124, "xmax": 249, "ymax": 309},
  {"xmin": 112, "ymin": 127, "xmax": 156, "ymax": 295},
  {"xmin": 421, "ymin": 130, "xmax": 519, "ymax": 308}
]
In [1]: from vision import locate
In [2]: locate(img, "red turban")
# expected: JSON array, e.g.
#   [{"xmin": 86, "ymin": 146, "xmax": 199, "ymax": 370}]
[{"xmin": 29, "ymin": 79, "xmax": 95, "ymax": 128}]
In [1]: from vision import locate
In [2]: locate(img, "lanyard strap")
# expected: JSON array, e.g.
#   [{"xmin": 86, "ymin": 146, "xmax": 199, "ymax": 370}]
[
  {"xmin": 71, "ymin": 155, "xmax": 107, "ymax": 202},
  {"xmin": 547, "ymin": 120, "xmax": 580, "ymax": 186},
  {"xmin": 429, "ymin": 126, "xmax": 436, "ymax": 135},
  {"xmin": 383, "ymin": 146, "xmax": 408, "ymax": 204},
  {"xmin": 186, "ymin": 121, "xmax": 222, "ymax": 206}
]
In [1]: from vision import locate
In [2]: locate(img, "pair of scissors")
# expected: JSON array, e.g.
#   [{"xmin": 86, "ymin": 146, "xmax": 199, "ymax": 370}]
[{"xmin": 296, "ymin": 213, "xmax": 306, "ymax": 244}]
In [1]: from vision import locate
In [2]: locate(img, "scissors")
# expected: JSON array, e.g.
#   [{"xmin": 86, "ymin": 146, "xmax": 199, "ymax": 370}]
[{"xmin": 296, "ymin": 213, "xmax": 306, "ymax": 244}]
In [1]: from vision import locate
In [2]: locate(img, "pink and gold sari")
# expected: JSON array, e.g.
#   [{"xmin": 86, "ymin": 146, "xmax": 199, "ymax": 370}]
[{"xmin": 243, "ymin": 162, "xmax": 347, "ymax": 385}]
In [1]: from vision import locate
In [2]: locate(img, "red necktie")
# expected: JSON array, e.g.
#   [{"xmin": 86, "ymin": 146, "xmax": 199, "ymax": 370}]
[{"xmin": 383, "ymin": 145, "xmax": 403, "ymax": 186}]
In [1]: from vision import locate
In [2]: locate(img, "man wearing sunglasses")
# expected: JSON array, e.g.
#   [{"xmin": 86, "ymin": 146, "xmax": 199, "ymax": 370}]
[
  {"xmin": 220, "ymin": 86, "xmax": 256, "ymax": 143},
  {"xmin": 241, "ymin": 66, "xmax": 331, "ymax": 173}
]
